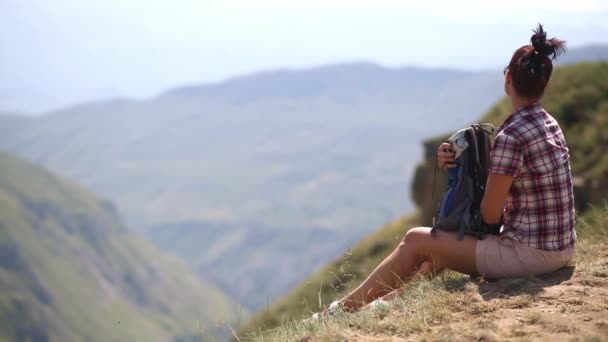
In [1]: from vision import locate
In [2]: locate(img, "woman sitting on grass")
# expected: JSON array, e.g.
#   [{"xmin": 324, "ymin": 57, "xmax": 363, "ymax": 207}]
[{"xmin": 316, "ymin": 24, "xmax": 576, "ymax": 316}]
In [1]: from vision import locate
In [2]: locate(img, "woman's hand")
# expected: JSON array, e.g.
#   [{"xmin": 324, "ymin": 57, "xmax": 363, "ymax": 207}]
[{"xmin": 437, "ymin": 143, "xmax": 456, "ymax": 169}]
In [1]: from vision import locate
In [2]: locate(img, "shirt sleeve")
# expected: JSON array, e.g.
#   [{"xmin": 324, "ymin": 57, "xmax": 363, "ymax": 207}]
[{"xmin": 489, "ymin": 132, "xmax": 523, "ymax": 176}]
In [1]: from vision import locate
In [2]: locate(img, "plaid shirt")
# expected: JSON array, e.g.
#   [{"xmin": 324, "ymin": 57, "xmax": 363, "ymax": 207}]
[{"xmin": 489, "ymin": 102, "xmax": 576, "ymax": 251}]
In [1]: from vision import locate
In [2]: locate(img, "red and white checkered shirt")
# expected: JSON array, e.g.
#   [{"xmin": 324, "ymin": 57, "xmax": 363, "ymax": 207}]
[{"xmin": 489, "ymin": 102, "xmax": 576, "ymax": 251}]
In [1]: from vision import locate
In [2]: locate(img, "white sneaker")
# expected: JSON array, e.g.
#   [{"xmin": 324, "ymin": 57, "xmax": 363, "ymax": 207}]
[
  {"xmin": 311, "ymin": 300, "xmax": 342, "ymax": 320},
  {"xmin": 369, "ymin": 298, "xmax": 390, "ymax": 310},
  {"xmin": 328, "ymin": 300, "xmax": 342, "ymax": 314}
]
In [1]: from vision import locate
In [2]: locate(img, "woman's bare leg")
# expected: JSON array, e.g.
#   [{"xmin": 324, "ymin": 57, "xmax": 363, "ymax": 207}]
[
  {"xmin": 367, "ymin": 260, "xmax": 443, "ymax": 305},
  {"xmin": 339, "ymin": 227, "xmax": 478, "ymax": 311}
]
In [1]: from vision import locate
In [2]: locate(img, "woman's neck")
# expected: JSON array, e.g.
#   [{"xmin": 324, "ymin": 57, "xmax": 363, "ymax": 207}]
[{"xmin": 511, "ymin": 96, "xmax": 539, "ymax": 112}]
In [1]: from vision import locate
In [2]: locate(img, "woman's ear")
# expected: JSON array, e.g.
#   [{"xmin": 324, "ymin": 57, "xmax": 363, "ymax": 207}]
[{"xmin": 504, "ymin": 70, "xmax": 513, "ymax": 96}]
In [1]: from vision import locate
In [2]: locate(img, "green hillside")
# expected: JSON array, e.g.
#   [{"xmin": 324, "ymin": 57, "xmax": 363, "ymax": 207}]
[
  {"xmin": 239, "ymin": 61, "xmax": 608, "ymax": 338},
  {"xmin": 0, "ymin": 150, "xmax": 243, "ymax": 341}
]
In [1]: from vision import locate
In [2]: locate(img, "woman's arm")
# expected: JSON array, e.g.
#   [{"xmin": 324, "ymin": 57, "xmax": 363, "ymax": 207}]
[{"xmin": 480, "ymin": 173, "xmax": 513, "ymax": 224}]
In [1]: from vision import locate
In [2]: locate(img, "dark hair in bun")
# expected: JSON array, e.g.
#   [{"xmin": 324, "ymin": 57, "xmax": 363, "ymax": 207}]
[
  {"xmin": 530, "ymin": 24, "xmax": 567, "ymax": 59},
  {"xmin": 507, "ymin": 24, "xmax": 567, "ymax": 98}
]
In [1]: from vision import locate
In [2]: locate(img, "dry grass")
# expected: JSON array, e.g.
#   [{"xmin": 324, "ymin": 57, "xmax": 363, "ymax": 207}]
[{"xmin": 245, "ymin": 240, "xmax": 608, "ymax": 342}]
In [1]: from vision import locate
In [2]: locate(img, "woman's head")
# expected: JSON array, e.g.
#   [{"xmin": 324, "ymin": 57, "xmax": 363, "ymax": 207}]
[{"xmin": 504, "ymin": 24, "xmax": 567, "ymax": 99}]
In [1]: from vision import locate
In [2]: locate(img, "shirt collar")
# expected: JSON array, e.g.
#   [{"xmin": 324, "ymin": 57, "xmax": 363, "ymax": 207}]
[{"xmin": 497, "ymin": 101, "xmax": 542, "ymax": 133}]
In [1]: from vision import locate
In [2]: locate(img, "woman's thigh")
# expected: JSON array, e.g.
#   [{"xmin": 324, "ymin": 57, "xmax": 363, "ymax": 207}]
[{"xmin": 401, "ymin": 227, "xmax": 478, "ymax": 276}]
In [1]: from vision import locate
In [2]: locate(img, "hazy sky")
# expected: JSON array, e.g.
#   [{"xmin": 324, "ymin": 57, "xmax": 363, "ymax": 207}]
[{"xmin": 2, "ymin": 0, "xmax": 608, "ymax": 113}]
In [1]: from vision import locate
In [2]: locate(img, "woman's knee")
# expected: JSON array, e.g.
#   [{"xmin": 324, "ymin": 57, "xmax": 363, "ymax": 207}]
[
  {"xmin": 396, "ymin": 228, "xmax": 441, "ymax": 272},
  {"xmin": 398, "ymin": 227, "xmax": 432, "ymax": 252},
  {"xmin": 401, "ymin": 227, "xmax": 432, "ymax": 244}
]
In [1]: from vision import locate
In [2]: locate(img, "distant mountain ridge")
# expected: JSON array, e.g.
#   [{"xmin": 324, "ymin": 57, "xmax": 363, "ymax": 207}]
[
  {"xmin": 558, "ymin": 44, "xmax": 608, "ymax": 65},
  {"xmin": 0, "ymin": 149, "xmax": 242, "ymax": 341},
  {"xmin": 161, "ymin": 43, "xmax": 608, "ymax": 101},
  {"xmin": 0, "ymin": 44, "xmax": 605, "ymax": 312},
  {"xmin": 162, "ymin": 62, "xmax": 474, "ymax": 100}
]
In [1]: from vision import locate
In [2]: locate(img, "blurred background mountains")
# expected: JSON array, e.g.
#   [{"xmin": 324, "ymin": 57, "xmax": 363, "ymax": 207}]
[
  {"xmin": 1, "ymin": 45, "xmax": 607, "ymax": 316},
  {"xmin": 2, "ymin": 1, "xmax": 608, "ymax": 340},
  {"xmin": 0, "ymin": 62, "xmax": 505, "ymax": 311}
]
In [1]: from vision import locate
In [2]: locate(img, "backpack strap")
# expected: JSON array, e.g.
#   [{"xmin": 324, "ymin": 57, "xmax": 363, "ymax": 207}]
[
  {"xmin": 469, "ymin": 124, "xmax": 497, "ymax": 239},
  {"xmin": 471, "ymin": 123, "xmax": 496, "ymax": 135},
  {"xmin": 430, "ymin": 157, "xmax": 440, "ymax": 238},
  {"xmin": 458, "ymin": 221, "xmax": 466, "ymax": 240}
]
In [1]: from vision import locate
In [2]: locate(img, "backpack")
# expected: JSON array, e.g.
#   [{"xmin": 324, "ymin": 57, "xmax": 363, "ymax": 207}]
[{"xmin": 431, "ymin": 123, "xmax": 502, "ymax": 240}]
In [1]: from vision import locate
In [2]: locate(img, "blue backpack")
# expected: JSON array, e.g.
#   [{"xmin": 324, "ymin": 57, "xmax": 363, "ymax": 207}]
[{"xmin": 431, "ymin": 123, "xmax": 501, "ymax": 240}]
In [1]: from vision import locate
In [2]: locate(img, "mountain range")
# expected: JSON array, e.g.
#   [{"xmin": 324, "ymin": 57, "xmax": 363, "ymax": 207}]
[{"xmin": 1, "ymin": 44, "xmax": 606, "ymax": 312}]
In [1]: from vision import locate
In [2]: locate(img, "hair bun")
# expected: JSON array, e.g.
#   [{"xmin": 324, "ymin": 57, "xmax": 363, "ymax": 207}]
[{"xmin": 530, "ymin": 24, "xmax": 567, "ymax": 60}]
